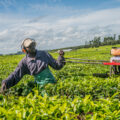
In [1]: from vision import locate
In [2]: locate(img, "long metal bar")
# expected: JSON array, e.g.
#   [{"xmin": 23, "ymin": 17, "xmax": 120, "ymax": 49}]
[
  {"xmin": 65, "ymin": 57, "xmax": 109, "ymax": 62},
  {"xmin": 64, "ymin": 61, "xmax": 103, "ymax": 64},
  {"xmin": 65, "ymin": 61, "xmax": 120, "ymax": 65}
]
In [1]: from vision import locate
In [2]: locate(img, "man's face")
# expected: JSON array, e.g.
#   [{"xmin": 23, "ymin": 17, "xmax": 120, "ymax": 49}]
[{"xmin": 25, "ymin": 43, "xmax": 36, "ymax": 54}]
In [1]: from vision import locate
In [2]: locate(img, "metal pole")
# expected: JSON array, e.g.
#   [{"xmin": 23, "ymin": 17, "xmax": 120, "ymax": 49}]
[
  {"xmin": 64, "ymin": 61, "xmax": 103, "ymax": 64},
  {"xmin": 65, "ymin": 57, "xmax": 109, "ymax": 62}
]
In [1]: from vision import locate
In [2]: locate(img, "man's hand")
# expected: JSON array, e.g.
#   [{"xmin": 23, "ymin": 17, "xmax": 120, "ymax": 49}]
[
  {"xmin": 1, "ymin": 82, "xmax": 6, "ymax": 94},
  {"xmin": 58, "ymin": 50, "xmax": 65, "ymax": 57}
]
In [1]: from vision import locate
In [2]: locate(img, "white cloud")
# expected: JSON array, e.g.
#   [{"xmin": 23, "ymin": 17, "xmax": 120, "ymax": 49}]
[
  {"xmin": 0, "ymin": 30, "xmax": 8, "ymax": 36},
  {"xmin": 1, "ymin": 7, "xmax": 120, "ymax": 54},
  {"xmin": 58, "ymin": 8, "xmax": 120, "ymax": 28},
  {"xmin": 28, "ymin": 3, "xmax": 89, "ymax": 17}
]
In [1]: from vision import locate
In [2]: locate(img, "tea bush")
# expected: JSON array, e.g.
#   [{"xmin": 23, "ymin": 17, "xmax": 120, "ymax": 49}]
[{"xmin": 0, "ymin": 45, "xmax": 120, "ymax": 119}]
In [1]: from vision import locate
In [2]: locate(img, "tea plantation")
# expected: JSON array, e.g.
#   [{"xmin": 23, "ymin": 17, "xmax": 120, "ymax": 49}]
[{"xmin": 0, "ymin": 45, "xmax": 120, "ymax": 120}]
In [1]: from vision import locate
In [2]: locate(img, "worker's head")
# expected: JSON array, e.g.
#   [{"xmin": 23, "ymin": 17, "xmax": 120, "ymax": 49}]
[{"xmin": 21, "ymin": 38, "xmax": 36, "ymax": 54}]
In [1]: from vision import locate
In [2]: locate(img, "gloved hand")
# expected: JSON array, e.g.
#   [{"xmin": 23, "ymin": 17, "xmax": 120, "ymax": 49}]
[
  {"xmin": 1, "ymin": 82, "xmax": 6, "ymax": 94},
  {"xmin": 58, "ymin": 50, "xmax": 65, "ymax": 57}
]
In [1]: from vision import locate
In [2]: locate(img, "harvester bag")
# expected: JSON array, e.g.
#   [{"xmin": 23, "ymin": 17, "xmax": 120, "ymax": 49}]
[
  {"xmin": 34, "ymin": 67, "xmax": 56, "ymax": 86},
  {"xmin": 111, "ymin": 47, "xmax": 120, "ymax": 56}
]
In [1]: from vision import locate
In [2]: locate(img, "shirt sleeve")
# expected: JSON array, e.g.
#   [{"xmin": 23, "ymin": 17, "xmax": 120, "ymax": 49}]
[
  {"xmin": 2, "ymin": 58, "xmax": 29, "ymax": 89},
  {"xmin": 110, "ymin": 56, "xmax": 120, "ymax": 62},
  {"xmin": 46, "ymin": 52, "xmax": 65, "ymax": 70}
]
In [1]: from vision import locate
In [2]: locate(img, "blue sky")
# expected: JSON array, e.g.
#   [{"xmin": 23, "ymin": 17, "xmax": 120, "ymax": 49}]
[
  {"xmin": 1, "ymin": 0, "xmax": 120, "ymax": 16},
  {"xmin": 0, "ymin": 0, "xmax": 120, "ymax": 54}
]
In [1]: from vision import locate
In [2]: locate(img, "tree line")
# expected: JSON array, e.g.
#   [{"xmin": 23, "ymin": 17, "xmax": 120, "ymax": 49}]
[
  {"xmin": 85, "ymin": 34, "xmax": 120, "ymax": 48},
  {"xmin": 57, "ymin": 34, "xmax": 120, "ymax": 51}
]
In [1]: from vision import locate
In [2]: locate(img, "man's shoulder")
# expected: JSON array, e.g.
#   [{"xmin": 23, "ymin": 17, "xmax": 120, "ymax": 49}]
[
  {"xmin": 37, "ymin": 50, "xmax": 46, "ymax": 53},
  {"xmin": 37, "ymin": 50, "xmax": 48, "ymax": 55},
  {"xmin": 20, "ymin": 56, "xmax": 27, "ymax": 64}
]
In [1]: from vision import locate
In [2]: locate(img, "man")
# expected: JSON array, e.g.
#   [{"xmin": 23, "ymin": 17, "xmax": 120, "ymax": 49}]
[
  {"xmin": 110, "ymin": 56, "xmax": 120, "ymax": 74},
  {"xmin": 110, "ymin": 47, "xmax": 120, "ymax": 74},
  {"xmin": 1, "ymin": 38, "xmax": 65, "ymax": 93}
]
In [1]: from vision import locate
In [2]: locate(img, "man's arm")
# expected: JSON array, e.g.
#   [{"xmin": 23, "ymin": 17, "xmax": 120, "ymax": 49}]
[
  {"xmin": 1, "ymin": 58, "xmax": 29, "ymax": 90},
  {"xmin": 46, "ymin": 50, "xmax": 65, "ymax": 70}
]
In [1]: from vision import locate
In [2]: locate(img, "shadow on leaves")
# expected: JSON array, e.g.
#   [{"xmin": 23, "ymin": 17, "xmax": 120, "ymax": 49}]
[{"xmin": 93, "ymin": 73, "xmax": 109, "ymax": 78}]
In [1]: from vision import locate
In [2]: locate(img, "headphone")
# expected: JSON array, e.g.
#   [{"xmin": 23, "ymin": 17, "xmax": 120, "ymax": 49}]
[{"xmin": 21, "ymin": 38, "xmax": 36, "ymax": 53}]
